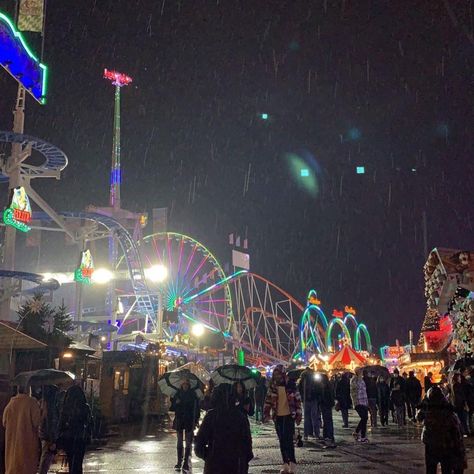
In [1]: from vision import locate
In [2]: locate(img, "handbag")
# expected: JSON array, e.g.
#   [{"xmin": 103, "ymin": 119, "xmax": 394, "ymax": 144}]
[{"xmin": 334, "ymin": 400, "xmax": 341, "ymax": 412}]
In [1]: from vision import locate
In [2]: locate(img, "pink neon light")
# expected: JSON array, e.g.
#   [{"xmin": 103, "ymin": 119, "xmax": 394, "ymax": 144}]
[
  {"xmin": 199, "ymin": 309, "xmax": 228, "ymax": 319},
  {"xmin": 183, "ymin": 244, "xmax": 198, "ymax": 280},
  {"xmin": 103, "ymin": 68, "xmax": 132, "ymax": 87},
  {"xmin": 195, "ymin": 299, "xmax": 229, "ymax": 304},
  {"xmin": 189, "ymin": 255, "xmax": 209, "ymax": 282},
  {"xmin": 177, "ymin": 237, "xmax": 184, "ymax": 278},
  {"xmin": 167, "ymin": 235, "xmax": 173, "ymax": 280}
]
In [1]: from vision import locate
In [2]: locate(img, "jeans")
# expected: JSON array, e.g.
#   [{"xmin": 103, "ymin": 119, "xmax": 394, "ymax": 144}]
[
  {"xmin": 407, "ymin": 399, "xmax": 419, "ymax": 420},
  {"xmin": 456, "ymin": 408, "xmax": 469, "ymax": 435},
  {"xmin": 38, "ymin": 440, "xmax": 56, "ymax": 474},
  {"xmin": 425, "ymin": 445, "xmax": 463, "ymax": 474},
  {"xmin": 321, "ymin": 405, "xmax": 334, "ymax": 441},
  {"xmin": 368, "ymin": 398, "xmax": 378, "ymax": 427},
  {"xmin": 395, "ymin": 405, "xmax": 404, "ymax": 427},
  {"xmin": 177, "ymin": 429, "xmax": 194, "ymax": 465},
  {"xmin": 354, "ymin": 405, "xmax": 368, "ymax": 438},
  {"xmin": 255, "ymin": 402, "xmax": 264, "ymax": 422},
  {"xmin": 275, "ymin": 415, "xmax": 296, "ymax": 464},
  {"xmin": 378, "ymin": 402, "xmax": 389, "ymax": 426},
  {"xmin": 303, "ymin": 399, "xmax": 321, "ymax": 437},
  {"xmin": 340, "ymin": 408, "xmax": 349, "ymax": 427}
]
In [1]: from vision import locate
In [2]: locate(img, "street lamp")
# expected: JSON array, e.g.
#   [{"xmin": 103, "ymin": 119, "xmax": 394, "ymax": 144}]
[
  {"xmin": 192, "ymin": 323, "xmax": 205, "ymax": 361},
  {"xmin": 145, "ymin": 264, "xmax": 168, "ymax": 283},
  {"xmin": 91, "ymin": 268, "xmax": 114, "ymax": 284}
]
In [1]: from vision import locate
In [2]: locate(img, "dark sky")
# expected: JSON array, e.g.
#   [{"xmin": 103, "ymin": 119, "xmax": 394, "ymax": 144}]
[{"xmin": 1, "ymin": 1, "xmax": 473, "ymax": 347}]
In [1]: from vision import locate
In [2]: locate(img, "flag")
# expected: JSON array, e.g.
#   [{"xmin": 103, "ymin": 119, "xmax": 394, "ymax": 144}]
[
  {"xmin": 235, "ymin": 236, "xmax": 241, "ymax": 247},
  {"xmin": 228, "ymin": 233, "xmax": 234, "ymax": 245},
  {"xmin": 18, "ymin": 0, "xmax": 45, "ymax": 33}
]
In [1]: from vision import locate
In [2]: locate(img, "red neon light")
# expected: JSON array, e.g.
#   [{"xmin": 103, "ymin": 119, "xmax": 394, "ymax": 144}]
[
  {"xmin": 103, "ymin": 68, "xmax": 132, "ymax": 87},
  {"xmin": 13, "ymin": 209, "xmax": 31, "ymax": 223},
  {"xmin": 332, "ymin": 309, "xmax": 344, "ymax": 318},
  {"xmin": 81, "ymin": 268, "xmax": 93, "ymax": 278}
]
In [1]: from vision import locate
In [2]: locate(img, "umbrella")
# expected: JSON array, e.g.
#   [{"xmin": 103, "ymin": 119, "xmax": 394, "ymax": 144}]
[
  {"xmin": 158, "ymin": 369, "xmax": 204, "ymax": 399},
  {"xmin": 287, "ymin": 368, "xmax": 308, "ymax": 381},
  {"xmin": 12, "ymin": 369, "xmax": 75, "ymax": 387},
  {"xmin": 177, "ymin": 362, "xmax": 211, "ymax": 385},
  {"xmin": 211, "ymin": 364, "xmax": 260, "ymax": 390},
  {"xmin": 453, "ymin": 357, "xmax": 474, "ymax": 371},
  {"xmin": 355, "ymin": 365, "xmax": 390, "ymax": 379}
]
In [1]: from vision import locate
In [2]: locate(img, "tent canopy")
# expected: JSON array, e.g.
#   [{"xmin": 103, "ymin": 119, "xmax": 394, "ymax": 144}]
[{"xmin": 328, "ymin": 345, "xmax": 366, "ymax": 367}]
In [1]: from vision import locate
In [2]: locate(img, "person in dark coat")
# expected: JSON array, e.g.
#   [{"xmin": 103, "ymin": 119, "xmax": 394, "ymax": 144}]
[
  {"xmin": 406, "ymin": 371, "xmax": 422, "ymax": 422},
  {"xmin": 57, "ymin": 385, "xmax": 92, "ymax": 474},
  {"xmin": 335, "ymin": 373, "xmax": 351, "ymax": 428},
  {"xmin": 298, "ymin": 368, "xmax": 320, "ymax": 439},
  {"xmin": 417, "ymin": 386, "xmax": 467, "ymax": 474},
  {"xmin": 363, "ymin": 371, "xmax": 378, "ymax": 427},
  {"xmin": 38, "ymin": 385, "xmax": 60, "ymax": 474},
  {"xmin": 171, "ymin": 379, "xmax": 201, "ymax": 472},
  {"xmin": 232, "ymin": 381, "xmax": 254, "ymax": 416},
  {"xmin": 451, "ymin": 373, "xmax": 469, "ymax": 436},
  {"xmin": 318, "ymin": 373, "xmax": 335, "ymax": 446},
  {"xmin": 465, "ymin": 369, "xmax": 474, "ymax": 434},
  {"xmin": 390, "ymin": 370, "xmax": 405, "ymax": 428},
  {"xmin": 376, "ymin": 376, "xmax": 390, "ymax": 426},
  {"xmin": 424, "ymin": 372, "xmax": 433, "ymax": 394},
  {"xmin": 195, "ymin": 384, "xmax": 253, "ymax": 474},
  {"xmin": 254, "ymin": 377, "xmax": 267, "ymax": 423}
]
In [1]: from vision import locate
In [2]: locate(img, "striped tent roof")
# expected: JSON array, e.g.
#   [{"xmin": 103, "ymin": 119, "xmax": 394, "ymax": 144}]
[{"xmin": 328, "ymin": 344, "xmax": 367, "ymax": 367}]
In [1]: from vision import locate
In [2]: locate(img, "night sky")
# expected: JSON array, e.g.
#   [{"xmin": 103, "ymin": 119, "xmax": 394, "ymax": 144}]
[{"xmin": 0, "ymin": 1, "xmax": 473, "ymax": 347}]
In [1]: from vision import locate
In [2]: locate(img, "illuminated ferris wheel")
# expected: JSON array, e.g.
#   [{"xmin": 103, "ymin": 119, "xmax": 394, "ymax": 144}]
[{"xmin": 137, "ymin": 232, "xmax": 233, "ymax": 335}]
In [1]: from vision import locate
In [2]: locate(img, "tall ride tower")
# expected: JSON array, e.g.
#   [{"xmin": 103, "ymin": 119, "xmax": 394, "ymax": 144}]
[{"xmin": 103, "ymin": 69, "xmax": 132, "ymax": 318}]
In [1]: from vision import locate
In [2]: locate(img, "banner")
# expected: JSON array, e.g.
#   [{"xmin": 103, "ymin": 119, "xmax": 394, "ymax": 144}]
[{"xmin": 18, "ymin": 0, "xmax": 44, "ymax": 33}]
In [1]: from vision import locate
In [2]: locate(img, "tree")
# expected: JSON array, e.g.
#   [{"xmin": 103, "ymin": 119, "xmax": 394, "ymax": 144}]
[{"xmin": 17, "ymin": 295, "xmax": 74, "ymax": 350}]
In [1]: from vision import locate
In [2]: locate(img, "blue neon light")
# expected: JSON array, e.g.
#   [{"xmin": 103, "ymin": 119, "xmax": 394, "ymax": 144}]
[
  {"xmin": 0, "ymin": 12, "xmax": 48, "ymax": 104},
  {"xmin": 356, "ymin": 166, "xmax": 365, "ymax": 174},
  {"xmin": 110, "ymin": 168, "xmax": 121, "ymax": 184},
  {"xmin": 300, "ymin": 169, "xmax": 309, "ymax": 177}
]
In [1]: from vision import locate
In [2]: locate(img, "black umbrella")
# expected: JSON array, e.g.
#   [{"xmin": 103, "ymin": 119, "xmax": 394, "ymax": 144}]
[
  {"xmin": 211, "ymin": 364, "xmax": 260, "ymax": 390},
  {"xmin": 157, "ymin": 369, "xmax": 204, "ymax": 399},
  {"xmin": 287, "ymin": 368, "xmax": 308, "ymax": 381},
  {"xmin": 12, "ymin": 369, "xmax": 75, "ymax": 387},
  {"xmin": 453, "ymin": 357, "xmax": 474, "ymax": 371}
]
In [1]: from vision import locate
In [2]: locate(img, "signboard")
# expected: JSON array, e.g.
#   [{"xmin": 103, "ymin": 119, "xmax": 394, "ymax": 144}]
[
  {"xmin": 3, "ymin": 186, "xmax": 32, "ymax": 232},
  {"xmin": 232, "ymin": 249, "xmax": 250, "ymax": 270},
  {"xmin": 332, "ymin": 309, "xmax": 343, "ymax": 318},
  {"xmin": 344, "ymin": 305, "xmax": 356, "ymax": 315},
  {"xmin": 74, "ymin": 250, "xmax": 94, "ymax": 284},
  {"xmin": 0, "ymin": 12, "xmax": 47, "ymax": 104}
]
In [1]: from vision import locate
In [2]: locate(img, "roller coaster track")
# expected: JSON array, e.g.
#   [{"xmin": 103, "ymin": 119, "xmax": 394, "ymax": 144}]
[
  {"xmin": 0, "ymin": 270, "xmax": 59, "ymax": 301},
  {"xmin": 32, "ymin": 211, "xmax": 155, "ymax": 323}
]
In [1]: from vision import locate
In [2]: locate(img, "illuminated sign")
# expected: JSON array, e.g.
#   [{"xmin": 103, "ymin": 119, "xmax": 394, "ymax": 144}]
[
  {"xmin": 344, "ymin": 305, "xmax": 356, "ymax": 315},
  {"xmin": 74, "ymin": 250, "xmax": 94, "ymax": 284},
  {"xmin": 0, "ymin": 12, "xmax": 48, "ymax": 104},
  {"xmin": 332, "ymin": 309, "xmax": 344, "ymax": 318},
  {"xmin": 3, "ymin": 186, "xmax": 32, "ymax": 232},
  {"xmin": 307, "ymin": 289, "xmax": 321, "ymax": 306}
]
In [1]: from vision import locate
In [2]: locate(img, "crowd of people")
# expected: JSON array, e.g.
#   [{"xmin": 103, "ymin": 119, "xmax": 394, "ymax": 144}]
[
  {"xmin": 2, "ymin": 383, "xmax": 92, "ymax": 474},
  {"xmin": 169, "ymin": 365, "xmax": 471, "ymax": 474}
]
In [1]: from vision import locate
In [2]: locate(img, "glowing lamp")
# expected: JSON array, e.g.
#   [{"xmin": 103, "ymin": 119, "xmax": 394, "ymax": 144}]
[
  {"xmin": 91, "ymin": 268, "xmax": 113, "ymax": 284},
  {"xmin": 191, "ymin": 323, "xmax": 205, "ymax": 338},
  {"xmin": 103, "ymin": 68, "xmax": 132, "ymax": 87},
  {"xmin": 145, "ymin": 264, "xmax": 168, "ymax": 283}
]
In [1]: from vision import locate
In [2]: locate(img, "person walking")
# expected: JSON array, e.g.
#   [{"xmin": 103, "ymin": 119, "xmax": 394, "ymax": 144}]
[
  {"xmin": 363, "ymin": 370, "xmax": 378, "ymax": 428},
  {"xmin": 350, "ymin": 371, "xmax": 369, "ymax": 443},
  {"xmin": 417, "ymin": 386, "xmax": 467, "ymax": 474},
  {"xmin": 195, "ymin": 384, "xmax": 253, "ymax": 474},
  {"xmin": 264, "ymin": 366, "xmax": 302, "ymax": 474},
  {"xmin": 319, "ymin": 373, "xmax": 336, "ymax": 447},
  {"xmin": 376, "ymin": 376, "xmax": 390, "ymax": 426},
  {"xmin": 57, "ymin": 385, "xmax": 92, "ymax": 474},
  {"xmin": 38, "ymin": 385, "xmax": 61, "ymax": 474},
  {"xmin": 451, "ymin": 373, "xmax": 470, "ymax": 436},
  {"xmin": 171, "ymin": 378, "xmax": 200, "ymax": 472},
  {"xmin": 254, "ymin": 377, "xmax": 267, "ymax": 423},
  {"xmin": 390, "ymin": 370, "xmax": 406, "ymax": 428},
  {"xmin": 335, "ymin": 372, "xmax": 352, "ymax": 428},
  {"xmin": 406, "ymin": 371, "xmax": 422, "ymax": 422},
  {"xmin": 424, "ymin": 372, "xmax": 433, "ymax": 394},
  {"xmin": 465, "ymin": 369, "xmax": 474, "ymax": 434},
  {"xmin": 2, "ymin": 387, "xmax": 41, "ymax": 474},
  {"xmin": 297, "ymin": 368, "xmax": 320, "ymax": 440}
]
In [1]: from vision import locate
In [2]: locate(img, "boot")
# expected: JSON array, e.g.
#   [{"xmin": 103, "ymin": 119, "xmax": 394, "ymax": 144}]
[
  {"xmin": 182, "ymin": 447, "xmax": 191, "ymax": 472},
  {"xmin": 175, "ymin": 447, "xmax": 183, "ymax": 471}
]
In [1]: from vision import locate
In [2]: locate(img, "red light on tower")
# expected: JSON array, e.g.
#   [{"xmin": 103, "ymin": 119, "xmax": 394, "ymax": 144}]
[{"xmin": 103, "ymin": 68, "xmax": 133, "ymax": 87}]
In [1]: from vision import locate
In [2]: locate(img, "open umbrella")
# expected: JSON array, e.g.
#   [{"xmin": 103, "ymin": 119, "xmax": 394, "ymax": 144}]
[
  {"xmin": 12, "ymin": 369, "xmax": 75, "ymax": 388},
  {"xmin": 355, "ymin": 365, "xmax": 390, "ymax": 379},
  {"xmin": 287, "ymin": 368, "xmax": 308, "ymax": 381},
  {"xmin": 211, "ymin": 364, "xmax": 260, "ymax": 390},
  {"xmin": 158, "ymin": 369, "xmax": 204, "ymax": 399}
]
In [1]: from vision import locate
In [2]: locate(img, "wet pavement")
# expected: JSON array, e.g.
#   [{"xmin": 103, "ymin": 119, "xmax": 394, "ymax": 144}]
[{"xmin": 59, "ymin": 411, "xmax": 474, "ymax": 473}]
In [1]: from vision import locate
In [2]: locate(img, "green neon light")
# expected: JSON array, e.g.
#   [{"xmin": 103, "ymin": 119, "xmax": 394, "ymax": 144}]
[
  {"xmin": 2, "ymin": 207, "xmax": 30, "ymax": 232},
  {"xmin": 180, "ymin": 312, "xmax": 220, "ymax": 333},
  {"xmin": 299, "ymin": 304, "xmax": 328, "ymax": 355},
  {"xmin": 354, "ymin": 323, "xmax": 372, "ymax": 353},
  {"xmin": 0, "ymin": 12, "xmax": 48, "ymax": 104},
  {"xmin": 326, "ymin": 318, "xmax": 352, "ymax": 350}
]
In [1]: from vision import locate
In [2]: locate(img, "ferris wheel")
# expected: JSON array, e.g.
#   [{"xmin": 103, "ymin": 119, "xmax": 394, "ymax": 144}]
[{"xmin": 136, "ymin": 232, "xmax": 233, "ymax": 335}]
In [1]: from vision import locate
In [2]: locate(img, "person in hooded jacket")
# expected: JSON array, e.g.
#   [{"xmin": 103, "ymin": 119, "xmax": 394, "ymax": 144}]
[
  {"xmin": 335, "ymin": 372, "xmax": 352, "ymax": 428},
  {"xmin": 232, "ymin": 381, "xmax": 254, "ymax": 416},
  {"xmin": 376, "ymin": 376, "xmax": 390, "ymax": 426},
  {"xmin": 195, "ymin": 384, "xmax": 253, "ymax": 474},
  {"xmin": 57, "ymin": 385, "xmax": 92, "ymax": 474},
  {"xmin": 264, "ymin": 366, "xmax": 302, "ymax": 474},
  {"xmin": 171, "ymin": 379, "xmax": 201, "ymax": 472},
  {"xmin": 417, "ymin": 386, "xmax": 467, "ymax": 474}
]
